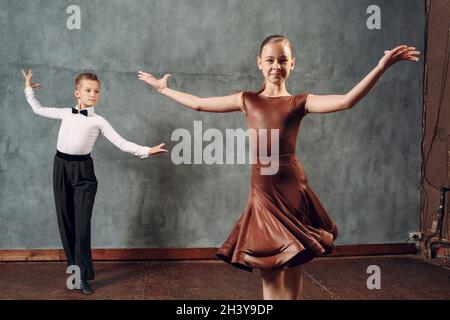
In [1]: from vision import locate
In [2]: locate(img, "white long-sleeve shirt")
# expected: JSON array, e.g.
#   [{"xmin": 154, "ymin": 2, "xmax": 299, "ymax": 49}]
[{"xmin": 24, "ymin": 87, "xmax": 149, "ymax": 158}]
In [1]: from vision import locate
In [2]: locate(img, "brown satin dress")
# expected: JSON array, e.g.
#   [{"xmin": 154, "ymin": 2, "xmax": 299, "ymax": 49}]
[{"xmin": 216, "ymin": 91, "xmax": 338, "ymax": 272}]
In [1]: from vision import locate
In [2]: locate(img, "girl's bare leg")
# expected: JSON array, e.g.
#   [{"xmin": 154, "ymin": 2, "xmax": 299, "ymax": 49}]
[
  {"xmin": 260, "ymin": 266, "xmax": 304, "ymax": 300},
  {"xmin": 260, "ymin": 268, "xmax": 285, "ymax": 300},
  {"xmin": 283, "ymin": 265, "xmax": 304, "ymax": 300}
]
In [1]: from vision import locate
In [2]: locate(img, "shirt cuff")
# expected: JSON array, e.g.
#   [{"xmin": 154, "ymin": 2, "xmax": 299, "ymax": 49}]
[
  {"xmin": 138, "ymin": 146, "xmax": 150, "ymax": 159},
  {"xmin": 24, "ymin": 87, "xmax": 34, "ymax": 95}
]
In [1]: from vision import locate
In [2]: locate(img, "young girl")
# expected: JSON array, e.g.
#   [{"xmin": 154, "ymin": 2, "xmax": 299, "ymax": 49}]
[{"xmin": 138, "ymin": 35, "xmax": 420, "ymax": 300}]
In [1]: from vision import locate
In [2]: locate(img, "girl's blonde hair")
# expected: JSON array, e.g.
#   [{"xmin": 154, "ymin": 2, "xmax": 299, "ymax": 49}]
[{"xmin": 257, "ymin": 35, "xmax": 294, "ymax": 94}]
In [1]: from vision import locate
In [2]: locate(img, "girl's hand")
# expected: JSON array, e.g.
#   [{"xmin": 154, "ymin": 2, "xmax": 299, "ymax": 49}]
[
  {"xmin": 21, "ymin": 69, "xmax": 41, "ymax": 89},
  {"xmin": 378, "ymin": 45, "xmax": 420, "ymax": 71},
  {"xmin": 148, "ymin": 143, "xmax": 168, "ymax": 155},
  {"xmin": 138, "ymin": 71, "xmax": 172, "ymax": 93}
]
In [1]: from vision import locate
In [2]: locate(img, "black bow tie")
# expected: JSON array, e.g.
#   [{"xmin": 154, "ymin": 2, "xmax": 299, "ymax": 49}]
[{"xmin": 72, "ymin": 108, "xmax": 88, "ymax": 117}]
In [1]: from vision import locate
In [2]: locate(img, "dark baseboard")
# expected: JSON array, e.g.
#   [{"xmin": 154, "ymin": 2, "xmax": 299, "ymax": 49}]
[{"xmin": 0, "ymin": 243, "xmax": 417, "ymax": 262}]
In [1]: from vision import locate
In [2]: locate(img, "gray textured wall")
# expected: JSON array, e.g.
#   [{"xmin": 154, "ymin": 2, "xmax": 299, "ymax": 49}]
[{"xmin": 0, "ymin": 0, "xmax": 424, "ymax": 249}]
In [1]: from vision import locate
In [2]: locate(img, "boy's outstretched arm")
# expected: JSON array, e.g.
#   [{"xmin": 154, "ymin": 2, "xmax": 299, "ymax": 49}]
[
  {"xmin": 137, "ymin": 71, "xmax": 244, "ymax": 113},
  {"xmin": 21, "ymin": 69, "xmax": 68, "ymax": 119},
  {"xmin": 305, "ymin": 45, "xmax": 421, "ymax": 114},
  {"xmin": 99, "ymin": 117, "xmax": 167, "ymax": 158}
]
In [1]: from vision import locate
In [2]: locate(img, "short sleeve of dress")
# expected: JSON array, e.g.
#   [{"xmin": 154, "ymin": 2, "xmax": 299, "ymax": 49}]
[
  {"xmin": 303, "ymin": 92, "xmax": 310, "ymax": 115},
  {"xmin": 294, "ymin": 92, "xmax": 309, "ymax": 117},
  {"xmin": 239, "ymin": 91, "xmax": 247, "ymax": 114}
]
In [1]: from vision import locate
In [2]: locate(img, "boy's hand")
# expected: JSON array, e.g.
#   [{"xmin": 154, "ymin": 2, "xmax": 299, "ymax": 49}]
[
  {"xmin": 21, "ymin": 69, "xmax": 41, "ymax": 89},
  {"xmin": 378, "ymin": 45, "xmax": 420, "ymax": 71},
  {"xmin": 148, "ymin": 143, "xmax": 168, "ymax": 155},
  {"xmin": 138, "ymin": 71, "xmax": 171, "ymax": 94}
]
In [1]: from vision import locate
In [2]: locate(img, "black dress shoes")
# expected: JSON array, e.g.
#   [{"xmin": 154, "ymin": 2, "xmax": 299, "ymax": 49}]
[{"xmin": 79, "ymin": 280, "xmax": 95, "ymax": 295}]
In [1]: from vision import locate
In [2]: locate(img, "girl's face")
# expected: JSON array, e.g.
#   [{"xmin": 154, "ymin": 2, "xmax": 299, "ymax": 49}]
[{"xmin": 257, "ymin": 41, "xmax": 295, "ymax": 86}]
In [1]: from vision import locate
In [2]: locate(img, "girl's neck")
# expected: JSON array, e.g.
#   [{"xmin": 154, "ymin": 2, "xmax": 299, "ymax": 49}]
[{"xmin": 260, "ymin": 83, "xmax": 290, "ymax": 97}]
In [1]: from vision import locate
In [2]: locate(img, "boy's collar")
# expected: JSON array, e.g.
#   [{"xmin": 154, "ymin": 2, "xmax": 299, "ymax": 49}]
[{"xmin": 74, "ymin": 104, "xmax": 96, "ymax": 116}]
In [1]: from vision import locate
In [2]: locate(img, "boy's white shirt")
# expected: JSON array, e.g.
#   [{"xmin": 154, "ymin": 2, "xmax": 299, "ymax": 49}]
[{"xmin": 24, "ymin": 87, "xmax": 149, "ymax": 158}]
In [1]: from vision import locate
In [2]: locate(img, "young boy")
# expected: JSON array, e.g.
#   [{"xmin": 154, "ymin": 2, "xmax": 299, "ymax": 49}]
[{"xmin": 22, "ymin": 70, "xmax": 167, "ymax": 295}]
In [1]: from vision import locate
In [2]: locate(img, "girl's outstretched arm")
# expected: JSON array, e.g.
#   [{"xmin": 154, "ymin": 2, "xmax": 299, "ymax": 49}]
[
  {"xmin": 138, "ymin": 71, "xmax": 244, "ymax": 113},
  {"xmin": 305, "ymin": 45, "xmax": 420, "ymax": 114}
]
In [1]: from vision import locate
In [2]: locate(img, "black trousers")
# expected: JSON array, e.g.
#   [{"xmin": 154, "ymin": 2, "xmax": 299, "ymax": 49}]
[{"xmin": 53, "ymin": 151, "xmax": 98, "ymax": 281}]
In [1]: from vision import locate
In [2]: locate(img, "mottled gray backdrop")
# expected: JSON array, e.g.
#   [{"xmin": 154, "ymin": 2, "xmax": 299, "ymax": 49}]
[{"xmin": 0, "ymin": 0, "xmax": 424, "ymax": 249}]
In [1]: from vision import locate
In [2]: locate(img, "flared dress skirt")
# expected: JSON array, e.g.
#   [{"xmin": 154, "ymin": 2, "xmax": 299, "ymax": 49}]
[{"xmin": 216, "ymin": 153, "xmax": 338, "ymax": 272}]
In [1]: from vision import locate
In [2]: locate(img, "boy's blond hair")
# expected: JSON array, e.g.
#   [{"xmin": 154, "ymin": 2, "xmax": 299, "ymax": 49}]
[{"xmin": 75, "ymin": 73, "xmax": 100, "ymax": 88}]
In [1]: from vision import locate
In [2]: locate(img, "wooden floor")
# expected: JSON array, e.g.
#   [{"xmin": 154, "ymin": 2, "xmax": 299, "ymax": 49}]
[{"xmin": 1, "ymin": 255, "xmax": 449, "ymax": 300}]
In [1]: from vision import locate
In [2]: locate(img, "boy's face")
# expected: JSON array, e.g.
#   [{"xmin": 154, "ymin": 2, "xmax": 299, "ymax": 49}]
[{"xmin": 74, "ymin": 79, "xmax": 101, "ymax": 108}]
